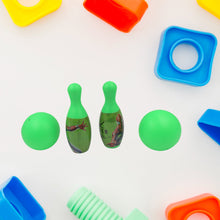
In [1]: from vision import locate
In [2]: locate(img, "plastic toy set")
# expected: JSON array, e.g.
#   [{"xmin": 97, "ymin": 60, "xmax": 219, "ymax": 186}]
[
  {"xmin": 2, "ymin": 176, "xmax": 220, "ymax": 220},
  {"xmin": 21, "ymin": 82, "xmax": 183, "ymax": 153},
  {"xmin": 2, "ymin": 0, "xmax": 219, "ymax": 32},
  {"xmin": 1, "ymin": 0, "xmax": 220, "ymax": 219}
]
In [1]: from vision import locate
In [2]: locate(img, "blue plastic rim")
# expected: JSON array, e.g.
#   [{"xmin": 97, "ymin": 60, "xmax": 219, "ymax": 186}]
[
  {"xmin": 169, "ymin": 38, "xmax": 204, "ymax": 74},
  {"xmin": 198, "ymin": 109, "xmax": 220, "ymax": 145}
]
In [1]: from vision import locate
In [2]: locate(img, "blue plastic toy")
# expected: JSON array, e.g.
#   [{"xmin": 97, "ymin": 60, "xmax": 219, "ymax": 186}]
[
  {"xmin": 0, "ymin": 176, "xmax": 46, "ymax": 220},
  {"xmin": 198, "ymin": 109, "xmax": 220, "ymax": 145},
  {"xmin": 155, "ymin": 26, "xmax": 217, "ymax": 86}
]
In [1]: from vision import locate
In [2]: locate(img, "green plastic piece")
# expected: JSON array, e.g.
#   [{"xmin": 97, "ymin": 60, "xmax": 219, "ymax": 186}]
[
  {"xmin": 67, "ymin": 187, "xmax": 122, "ymax": 220},
  {"xmin": 21, "ymin": 112, "xmax": 60, "ymax": 150},
  {"xmin": 99, "ymin": 81, "xmax": 124, "ymax": 148},
  {"xmin": 125, "ymin": 209, "xmax": 148, "ymax": 220},
  {"xmin": 67, "ymin": 187, "xmax": 149, "ymax": 220},
  {"xmin": 102, "ymin": 81, "xmax": 120, "ymax": 114},
  {"xmin": 66, "ymin": 83, "xmax": 91, "ymax": 153},
  {"xmin": 139, "ymin": 110, "xmax": 181, "ymax": 151}
]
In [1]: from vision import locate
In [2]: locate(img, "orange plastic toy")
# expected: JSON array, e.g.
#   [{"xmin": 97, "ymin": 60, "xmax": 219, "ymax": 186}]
[
  {"xmin": 83, "ymin": 0, "xmax": 148, "ymax": 33},
  {"xmin": 166, "ymin": 194, "xmax": 220, "ymax": 220}
]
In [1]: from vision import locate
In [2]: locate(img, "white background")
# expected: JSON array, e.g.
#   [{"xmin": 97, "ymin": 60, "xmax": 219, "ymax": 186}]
[{"xmin": 0, "ymin": 0, "xmax": 220, "ymax": 219}]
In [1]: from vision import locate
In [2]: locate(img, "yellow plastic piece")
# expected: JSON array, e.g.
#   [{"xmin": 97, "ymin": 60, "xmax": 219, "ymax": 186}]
[
  {"xmin": 2, "ymin": 0, "xmax": 62, "ymax": 27},
  {"xmin": 197, "ymin": 0, "xmax": 220, "ymax": 19}
]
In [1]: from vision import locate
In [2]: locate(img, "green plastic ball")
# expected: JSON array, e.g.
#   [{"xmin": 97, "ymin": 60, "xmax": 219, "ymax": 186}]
[
  {"xmin": 21, "ymin": 112, "xmax": 60, "ymax": 150},
  {"xmin": 139, "ymin": 110, "xmax": 181, "ymax": 151}
]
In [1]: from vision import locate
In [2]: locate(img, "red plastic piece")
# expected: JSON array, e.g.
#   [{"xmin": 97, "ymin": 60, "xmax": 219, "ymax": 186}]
[
  {"xmin": 166, "ymin": 194, "xmax": 220, "ymax": 220},
  {"xmin": 83, "ymin": 0, "xmax": 148, "ymax": 33}
]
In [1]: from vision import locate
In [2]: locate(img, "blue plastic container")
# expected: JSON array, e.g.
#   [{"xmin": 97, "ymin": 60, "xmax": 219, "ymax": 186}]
[
  {"xmin": 155, "ymin": 26, "xmax": 217, "ymax": 86},
  {"xmin": 0, "ymin": 176, "xmax": 46, "ymax": 220}
]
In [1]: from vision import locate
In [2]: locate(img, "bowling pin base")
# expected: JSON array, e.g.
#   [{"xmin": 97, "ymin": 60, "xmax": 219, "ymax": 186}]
[
  {"xmin": 99, "ymin": 110, "xmax": 124, "ymax": 148},
  {"xmin": 66, "ymin": 116, "xmax": 91, "ymax": 153}
]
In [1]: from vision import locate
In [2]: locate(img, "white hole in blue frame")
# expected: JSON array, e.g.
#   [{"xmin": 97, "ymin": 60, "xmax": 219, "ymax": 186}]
[{"xmin": 172, "ymin": 43, "xmax": 199, "ymax": 71}]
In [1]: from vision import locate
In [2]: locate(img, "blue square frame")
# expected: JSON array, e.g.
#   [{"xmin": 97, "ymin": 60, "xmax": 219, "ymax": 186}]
[{"xmin": 155, "ymin": 26, "xmax": 217, "ymax": 86}]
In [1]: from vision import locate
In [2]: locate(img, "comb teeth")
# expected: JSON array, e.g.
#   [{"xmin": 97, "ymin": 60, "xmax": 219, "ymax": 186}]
[{"xmin": 67, "ymin": 187, "xmax": 123, "ymax": 220}]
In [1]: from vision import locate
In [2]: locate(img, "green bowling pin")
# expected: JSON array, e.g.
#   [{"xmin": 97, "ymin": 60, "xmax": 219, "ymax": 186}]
[
  {"xmin": 99, "ymin": 81, "xmax": 124, "ymax": 148},
  {"xmin": 66, "ymin": 83, "xmax": 91, "ymax": 153}
]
